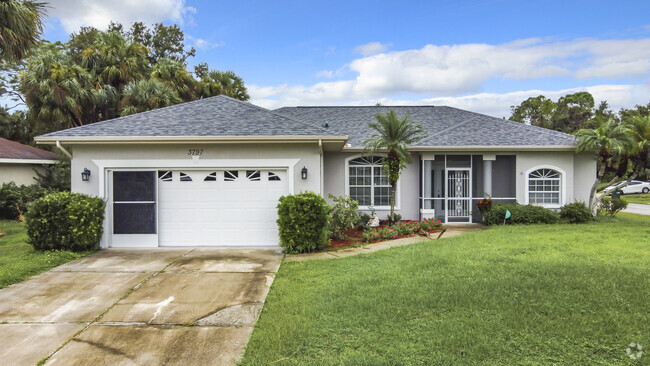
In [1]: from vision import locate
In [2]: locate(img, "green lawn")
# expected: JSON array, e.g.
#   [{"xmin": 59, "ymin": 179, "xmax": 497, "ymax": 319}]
[
  {"xmin": 242, "ymin": 214, "xmax": 650, "ymax": 365},
  {"xmin": 0, "ymin": 220, "xmax": 92, "ymax": 289},
  {"xmin": 622, "ymin": 194, "xmax": 650, "ymax": 205}
]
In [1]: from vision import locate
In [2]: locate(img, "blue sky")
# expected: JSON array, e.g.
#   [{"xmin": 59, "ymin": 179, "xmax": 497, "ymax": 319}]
[{"xmin": 41, "ymin": 0, "xmax": 650, "ymax": 117}]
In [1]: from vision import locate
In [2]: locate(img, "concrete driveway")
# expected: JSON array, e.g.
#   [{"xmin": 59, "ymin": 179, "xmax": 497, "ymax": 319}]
[
  {"xmin": 0, "ymin": 248, "xmax": 283, "ymax": 365},
  {"xmin": 623, "ymin": 203, "xmax": 650, "ymax": 215}
]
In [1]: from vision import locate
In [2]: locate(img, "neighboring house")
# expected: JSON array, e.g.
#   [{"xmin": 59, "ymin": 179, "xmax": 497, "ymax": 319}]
[
  {"xmin": 0, "ymin": 138, "xmax": 58, "ymax": 186},
  {"xmin": 34, "ymin": 96, "xmax": 596, "ymax": 248}
]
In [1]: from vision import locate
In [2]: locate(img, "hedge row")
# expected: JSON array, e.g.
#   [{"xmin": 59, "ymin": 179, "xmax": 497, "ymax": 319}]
[
  {"xmin": 483, "ymin": 202, "xmax": 594, "ymax": 225},
  {"xmin": 25, "ymin": 192, "xmax": 105, "ymax": 251},
  {"xmin": 0, "ymin": 182, "xmax": 52, "ymax": 219}
]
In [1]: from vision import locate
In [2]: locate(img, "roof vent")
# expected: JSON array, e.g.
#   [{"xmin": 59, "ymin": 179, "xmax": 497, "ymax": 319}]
[{"xmin": 322, "ymin": 122, "xmax": 329, "ymax": 128}]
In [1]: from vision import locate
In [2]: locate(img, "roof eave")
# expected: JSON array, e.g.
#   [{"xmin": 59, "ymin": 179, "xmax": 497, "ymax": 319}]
[
  {"xmin": 35, "ymin": 135, "xmax": 349, "ymax": 144},
  {"xmin": 0, "ymin": 158, "xmax": 58, "ymax": 164},
  {"xmin": 342, "ymin": 145, "xmax": 577, "ymax": 152}
]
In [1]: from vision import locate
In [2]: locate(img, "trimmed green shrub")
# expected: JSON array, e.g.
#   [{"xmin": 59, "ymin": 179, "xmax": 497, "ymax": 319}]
[
  {"xmin": 559, "ymin": 202, "xmax": 593, "ymax": 223},
  {"xmin": 0, "ymin": 182, "xmax": 51, "ymax": 219},
  {"xmin": 25, "ymin": 192, "xmax": 105, "ymax": 251},
  {"xmin": 277, "ymin": 192, "xmax": 329, "ymax": 253},
  {"xmin": 327, "ymin": 194, "xmax": 360, "ymax": 239},
  {"xmin": 599, "ymin": 197, "xmax": 628, "ymax": 218},
  {"xmin": 484, "ymin": 203, "xmax": 559, "ymax": 226},
  {"xmin": 0, "ymin": 182, "xmax": 22, "ymax": 219}
]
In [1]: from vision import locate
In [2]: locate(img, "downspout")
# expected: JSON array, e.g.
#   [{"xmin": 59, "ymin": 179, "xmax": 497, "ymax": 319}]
[
  {"xmin": 56, "ymin": 141, "xmax": 72, "ymax": 159},
  {"xmin": 319, "ymin": 139, "xmax": 324, "ymax": 196}
]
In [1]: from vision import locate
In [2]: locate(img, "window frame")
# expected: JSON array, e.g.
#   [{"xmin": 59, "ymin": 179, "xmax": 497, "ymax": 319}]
[
  {"xmin": 345, "ymin": 154, "xmax": 400, "ymax": 210},
  {"xmin": 524, "ymin": 166, "xmax": 565, "ymax": 209}
]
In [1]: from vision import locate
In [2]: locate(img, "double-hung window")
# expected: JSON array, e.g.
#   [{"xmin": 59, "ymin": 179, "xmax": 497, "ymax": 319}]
[{"xmin": 348, "ymin": 156, "xmax": 392, "ymax": 208}]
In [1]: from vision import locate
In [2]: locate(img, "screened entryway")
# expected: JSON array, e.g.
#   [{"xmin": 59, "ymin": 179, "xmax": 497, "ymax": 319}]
[{"xmin": 419, "ymin": 154, "xmax": 516, "ymax": 223}]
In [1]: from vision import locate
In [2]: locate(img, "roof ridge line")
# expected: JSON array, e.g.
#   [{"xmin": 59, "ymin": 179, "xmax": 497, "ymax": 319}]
[
  {"xmin": 424, "ymin": 116, "xmax": 477, "ymax": 140},
  {"xmin": 229, "ymin": 97, "xmax": 334, "ymax": 134}
]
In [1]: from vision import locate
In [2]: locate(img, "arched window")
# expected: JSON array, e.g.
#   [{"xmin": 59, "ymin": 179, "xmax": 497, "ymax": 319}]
[
  {"xmin": 347, "ymin": 156, "xmax": 392, "ymax": 208},
  {"xmin": 527, "ymin": 168, "xmax": 561, "ymax": 207}
]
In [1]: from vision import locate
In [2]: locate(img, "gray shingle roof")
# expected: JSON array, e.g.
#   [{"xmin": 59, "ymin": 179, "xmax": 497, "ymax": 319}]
[
  {"xmin": 37, "ymin": 95, "xmax": 339, "ymax": 139},
  {"xmin": 274, "ymin": 106, "xmax": 576, "ymax": 147}
]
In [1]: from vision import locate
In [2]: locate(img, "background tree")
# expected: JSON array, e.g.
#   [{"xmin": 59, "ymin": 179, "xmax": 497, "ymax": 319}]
[
  {"xmin": 363, "ymin": 110, "xmax": 427, "ymax": 223},
  {"xmin": 0, "ymin": 108, "xmax": 32, "ymax": 144},
  {"xmin": 553, "ymin": 92, "xmax": 595, "ymax": 133},
  {"xmin": 151, "ymin": 58, "xmax": 196, "ymax": 101},
  {"xmin": 20, "ymin": 42, "xmax": 94, "ymax": 131},
  {"xmin": 197, "ymin": 69, "xmax": 250, "ymax": 100},
  {"xmin": 509, "ymin": 95, "xmax": 556, "ymax": 129},
  {"xmin": 623, "ymin": 115, "xmax": 650, "ymax": 182},
  {"xmin": 119, "ymin": 79, "xmax": 180, "ymax": 116},
  {"xmin": 575, "ymin": 119, "xmax": 633, "ymax": 213},
  {"xmin": 127, "ymin": 22, "xmax": 196, "ymax": 64},
  {"xmin": 0, "ymin": 0, "xmax": 45, "ymax": 60}
]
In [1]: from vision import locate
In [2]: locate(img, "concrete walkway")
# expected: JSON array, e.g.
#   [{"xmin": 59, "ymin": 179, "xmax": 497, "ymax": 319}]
[
  {"xmin": 0, "ymin": 248, "xmax": 283, "ymax": 365},
  {"xmin": 623, "ymin": 203, "xmax": 650, "ymax": 216},
  {"xmin": 285, "ymin": 224, "xmax": 486, "ymax": 261}
]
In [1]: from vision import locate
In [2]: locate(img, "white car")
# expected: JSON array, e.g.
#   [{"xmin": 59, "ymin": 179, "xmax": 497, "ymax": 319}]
[{"xmin": 603, "ymin": 180, "xmax": 650, "ymax": 195}]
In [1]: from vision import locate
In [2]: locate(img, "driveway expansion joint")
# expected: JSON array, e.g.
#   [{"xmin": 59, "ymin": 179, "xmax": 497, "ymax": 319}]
[{"xmin": 38, "ymin": 248, "xmax": 197, "ymax": 365}]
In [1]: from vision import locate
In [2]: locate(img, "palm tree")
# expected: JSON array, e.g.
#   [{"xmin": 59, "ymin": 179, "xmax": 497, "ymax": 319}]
[
  {"xmin": 0, "ymin": 0, "xmax": 45, "ymax": 60},
  {"xmin": 623, "ymin": 115, "xmax": 650, "ymax": 181},
  {"xmin": 197, "ymin": 70, "xmax": 249, "ymax": 101},
  {"xmin": 150, "ymin": 58, "xmax": 196, "ymax": 102},
  {"xmin": 575, "ymin": 118, "xmax": 633, "ymax": 213},
  {"xmin": 119, "ymin": 79, "xmax": 181, "ymax": 116},
  {"xmin": 363, "ymin": 110, "xmax": 427, "ymax": 223},
  {"xmin": 20, "ymin": 44, "xmax": 94, "ymax": 130},
  {"xmin": 81, "ymin": 31, "xmax": 149, "ymax": 93}
]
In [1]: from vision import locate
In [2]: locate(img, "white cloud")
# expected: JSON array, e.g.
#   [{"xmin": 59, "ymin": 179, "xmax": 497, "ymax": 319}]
[
  {"xmin": 251, "ymin": 83, "xmax": 650, "ymax": 118},
  {"xmin": 46, "ymin": 0, "xmax": 195, "ymax": 33},
  {"xmin": 187, "ymin": 36, "xmax": 223, "ymax": 50},
  {"xmin": 250, "ymin": 36, "xmax": 650, "ymax": 112},
  {"xmin": 347, "ymin": 38, "xmax": 650, "ymax": 97},
  {"xmin": 353, "ymin": 41, "xmax": 391, "ymax": 56},
  {"xmin": 316, "ymin": 70, "xmax": 334, "ymax": 78}
]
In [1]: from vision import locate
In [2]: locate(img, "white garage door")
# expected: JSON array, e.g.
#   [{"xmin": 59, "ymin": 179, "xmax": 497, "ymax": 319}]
[{"xmin": 158, "ymin": 169, "xmax": 288, "ymax": 247}]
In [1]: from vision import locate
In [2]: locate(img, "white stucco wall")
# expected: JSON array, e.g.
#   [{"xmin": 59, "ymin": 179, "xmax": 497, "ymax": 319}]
[
  {"xmin": 70, "ymin": 143, "xmax": 322, "ymax": 196},
  {"xmin": 573, "ymin": 152, "xmax": 598, "ymax": 203},
  {"xmin": 515, "ymin": 151, "xmax": 596, "ymax": 207},
  {"xmin": 323, "ymin": 152, "xmax": 420, "ymax": 220},
  {"xmin": 0, "ymin": 163, "xmax": 46, "ymax": 186},
  {"xmin": 69, "ymin": 142, "xmax": 322, "ymax": 247}
]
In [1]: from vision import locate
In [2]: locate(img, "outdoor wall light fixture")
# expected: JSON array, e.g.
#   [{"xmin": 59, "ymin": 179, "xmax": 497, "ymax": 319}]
[
  {"xmin": 301, "ymin": 166, "xmax": 308, "ymax": 179},
  {"xmin": 81, "ymin": 168, "xmax": 91, "ymax": 182}
]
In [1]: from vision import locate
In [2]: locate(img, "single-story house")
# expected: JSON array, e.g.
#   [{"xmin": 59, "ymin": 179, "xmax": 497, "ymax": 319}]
[
  {"xmin": 0, "ymin": 138, "xmax": 58, "ymax": 186},
  {"xmin": 34, "ymin": 95, "xmax": 596, "ymax": 248}
]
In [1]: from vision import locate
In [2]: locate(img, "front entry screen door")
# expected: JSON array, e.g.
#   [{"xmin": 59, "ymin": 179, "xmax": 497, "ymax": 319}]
[
  {"xmin": 446, "ymin": 169, "xmax": 471, "ymax": 222},
  {"xmin": 113, "ymin": 171, "xmax": 157, "ymax": 234}
]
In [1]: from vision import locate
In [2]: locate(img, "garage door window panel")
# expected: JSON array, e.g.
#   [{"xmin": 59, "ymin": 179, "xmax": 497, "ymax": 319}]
[
  {"xmin": 224, "ymin": 171, "xmax": 239, "ymax": 181},
  {"xmin": 204, "ymin": 172, "xmax": 217, "ymax": 181},
  {"xmin": 113, "ymin": 171, "xmax": 156, "ymax": 234}
]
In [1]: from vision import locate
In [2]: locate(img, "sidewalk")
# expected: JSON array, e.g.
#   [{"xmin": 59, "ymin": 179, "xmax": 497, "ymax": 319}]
[{"xmin": 623, "ymin": 203, "xmax": 650, "ymax": 216}]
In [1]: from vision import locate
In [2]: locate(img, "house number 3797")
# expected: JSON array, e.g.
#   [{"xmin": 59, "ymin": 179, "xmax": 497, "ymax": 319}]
[{"xmin": 188, "ymin": 149, "xmax": 203, "ymax": 156}]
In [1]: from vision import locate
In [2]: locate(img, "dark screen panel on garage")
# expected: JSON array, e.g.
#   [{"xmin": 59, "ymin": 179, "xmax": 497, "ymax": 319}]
[{"xmin": 113, "ymin": 171, "xmax": 156, "ymax": 234}]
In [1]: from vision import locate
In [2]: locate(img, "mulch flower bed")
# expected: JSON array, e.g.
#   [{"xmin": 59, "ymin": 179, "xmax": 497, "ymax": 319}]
[{"xmin": 325, "ymin": 218, "xmax": 445, "ymax": 250}]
